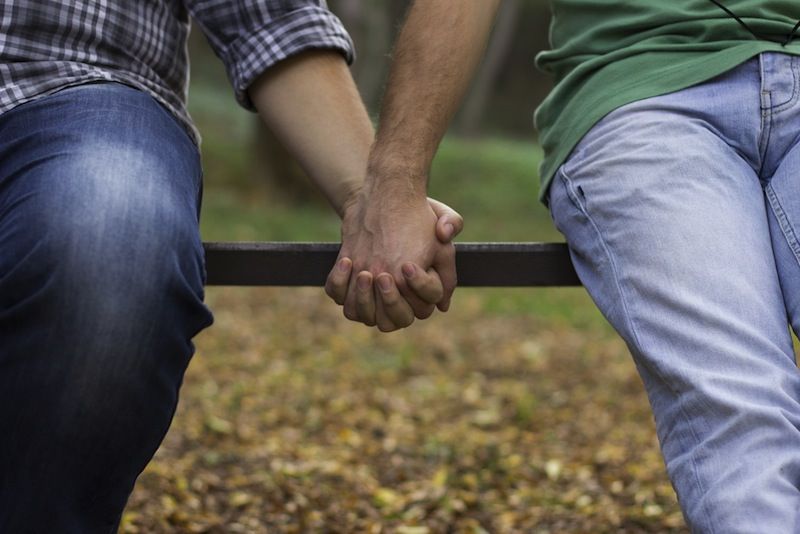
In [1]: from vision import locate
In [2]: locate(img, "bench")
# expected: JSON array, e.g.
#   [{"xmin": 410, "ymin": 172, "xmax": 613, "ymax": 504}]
[{"xmin": 203, "ymin": 242, "xmax": 580, "ymax": 287}]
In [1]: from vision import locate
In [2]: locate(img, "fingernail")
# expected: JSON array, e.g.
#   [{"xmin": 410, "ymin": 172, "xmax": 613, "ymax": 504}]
[
  {"xmin": 377, "ymin": 276, "xmax": 392, "ymax": 292},
  {"xmin": 357, "ymin": 274, "xmax": 370, "ymax": 290},
  {"xmin": 444, "ymin": 223, "xmax": 455, "ymax": 238},
  {"xmin": 402, "ymin": 263, "xmax": 416, "ymax": 278},
  {"xmin": 338, "ymin": 258, "xmax": 350, "ymax": 272}
]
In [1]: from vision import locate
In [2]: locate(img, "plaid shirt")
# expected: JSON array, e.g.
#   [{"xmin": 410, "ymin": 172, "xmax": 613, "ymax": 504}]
[{"xmin": 0, "ymin": 0, "xmax": 354, "ymax": 143}]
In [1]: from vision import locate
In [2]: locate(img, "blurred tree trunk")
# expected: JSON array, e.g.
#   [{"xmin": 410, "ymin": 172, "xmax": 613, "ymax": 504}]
[
  {"xmin": 456, "ymin": 0, "xmax": 522, "ymax": 136},
  {"xmin": 251, "ymin": 120, "xmax": 328, "ymax": 207},
  {"xmin": 331, "ymin": 0, "xmax": 400, "ymax": 111}
]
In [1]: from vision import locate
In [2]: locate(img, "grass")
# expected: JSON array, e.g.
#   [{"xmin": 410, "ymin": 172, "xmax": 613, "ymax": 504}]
[
  {"xmin": 198, "ymin": 135, "xmax": 557, "ymax": 242},
  {"xmin": 429, "ymin": 139, "xmax": 557, "ymax": 242}
]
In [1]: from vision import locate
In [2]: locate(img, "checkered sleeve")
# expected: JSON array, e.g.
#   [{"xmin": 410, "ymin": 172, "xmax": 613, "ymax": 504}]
[{"xmin": 187, "ymin": 0, "xmax": 355, "ymax": 111}]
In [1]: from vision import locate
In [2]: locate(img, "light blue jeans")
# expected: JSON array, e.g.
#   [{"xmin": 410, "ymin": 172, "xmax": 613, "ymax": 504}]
[{"xmin": 549, "ymin": 52, "xmax": 800, "ymax": 533}]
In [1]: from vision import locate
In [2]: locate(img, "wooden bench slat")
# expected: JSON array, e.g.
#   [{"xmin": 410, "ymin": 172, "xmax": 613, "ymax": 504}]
[{"xmin": 203, "ymin": 242, "xmax": 580, "ymax": 287}]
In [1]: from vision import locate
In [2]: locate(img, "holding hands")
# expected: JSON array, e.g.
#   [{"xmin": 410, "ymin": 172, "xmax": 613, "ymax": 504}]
[
  {"xmin": 248, "ymin": 2, "xmax": 497, "ymax": 333},
  {"xmin": 325, "ymin": 179, "xmax": 463, "ymax": 332},
  {"xmin": 321, "ymin": 0, "xmax": 499, "ymax": 332}
]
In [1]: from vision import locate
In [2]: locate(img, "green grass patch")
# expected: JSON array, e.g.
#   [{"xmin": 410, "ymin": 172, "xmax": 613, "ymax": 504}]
[
  {"xmin": 199, "ymin": 135, "xmax": 560, "ymax": 242},
  {"xmin": 429, "ymin": 137, "xmax": 559, "ymax": 242}
]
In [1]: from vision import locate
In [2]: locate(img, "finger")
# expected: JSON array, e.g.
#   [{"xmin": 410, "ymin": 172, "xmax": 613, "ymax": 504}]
[
  {"xmin": 402, "ymin": 263, "xmax": 444, "ymax": 304},
  {"xmin": 342, "ymin": 272, "xmax": 359, "ymax": 322},
  {"xmin": 434, "ymin": 245, "xmax": 457, "ymax": 312},
  {"xmin": 428, "ymin": 198, "xmax": 464, "ymax": 243},
  {"xmin": 325, "ymin": 257, "xmax": 352, "ymax": 305},
  {"xmin": 375, "ymin": 274, "xmax": 414, "ymax": 332},
  {"xmin": 355, "ymin": 271, "xmax": 376, "ymax": 326},
  {"xmin": 396, "ymin": 279, "xmax": 437, "ymax": 320}
]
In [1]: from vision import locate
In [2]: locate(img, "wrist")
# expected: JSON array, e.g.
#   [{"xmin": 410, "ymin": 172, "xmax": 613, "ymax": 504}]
[
  {"xmin": 369, "ymin": 141, "xmax": 431, "ymax": 173},
  {"xmin": 333, "ymin": 179, "xmax": 363, "ymax": 220},
  {"xmin": 364, "ymin": 153, "xmax": 429, "ymax": 200}
]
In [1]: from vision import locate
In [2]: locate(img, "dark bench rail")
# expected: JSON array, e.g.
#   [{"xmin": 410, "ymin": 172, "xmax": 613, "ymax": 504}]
[{"xmin": 203, "ymin": 242, "xmax": 580, "ymax": 287}]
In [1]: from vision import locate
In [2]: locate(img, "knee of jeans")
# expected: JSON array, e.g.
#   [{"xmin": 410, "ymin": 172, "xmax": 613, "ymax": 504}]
[
  {"xmin": 1, "ymin": 158, "xmax": 213, "ymax": 483},
  {"xmin": 23, "ymin": 172, "xmax": 210, "ymax": 420},
  {"xmin": 8, "ymin": 145, "xmax": 210, "ymax": 347}
]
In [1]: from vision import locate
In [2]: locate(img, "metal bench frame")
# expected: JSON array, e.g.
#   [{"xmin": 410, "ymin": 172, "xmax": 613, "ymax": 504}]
[{"xmin": 204, "ymin": 242, "xmax": 579, "ymax": 287}]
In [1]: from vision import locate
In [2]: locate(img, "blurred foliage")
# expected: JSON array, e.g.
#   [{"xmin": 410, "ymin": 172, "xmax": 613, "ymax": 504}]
[{"xmin": 197, "ymin": 135, "xmax": 552, "ymax": 243}]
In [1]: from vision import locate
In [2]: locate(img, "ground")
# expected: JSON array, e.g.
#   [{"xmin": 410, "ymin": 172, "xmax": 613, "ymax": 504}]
[{"xmin": 121, "ymin": 286, "xmax": 686, "ymax": 533}]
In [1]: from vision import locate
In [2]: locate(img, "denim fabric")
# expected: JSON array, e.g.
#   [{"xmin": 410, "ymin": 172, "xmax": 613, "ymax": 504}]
[
  {"xmin": 549, "ymin": 53, "xmax": 800, "ymax": 533},
  {"xmin": 0, "ymin": 83, "xmax": 214, "ymax": 533}
]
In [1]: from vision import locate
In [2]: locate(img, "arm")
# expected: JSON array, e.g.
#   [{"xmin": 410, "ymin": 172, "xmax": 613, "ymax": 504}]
[
  {"xmin": 327, "ymin": 0, "xmax": 501, "ymax": 331},
  {"xmin": 370, "ymin": 0, "xmax": 502, "ymax": 188},
  {"xmin": 247, "ymin": 50, "xmax": 368, "ymax": 218},
  {"xmin": 247, "ymin": 50, "xmax": 462, "ymax": 324}
]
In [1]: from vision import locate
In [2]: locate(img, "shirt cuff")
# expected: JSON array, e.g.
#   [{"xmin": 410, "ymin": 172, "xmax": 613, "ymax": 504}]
[{"xmin": 222, "ymin": 5, "xmax": 355, "ymax": 111}]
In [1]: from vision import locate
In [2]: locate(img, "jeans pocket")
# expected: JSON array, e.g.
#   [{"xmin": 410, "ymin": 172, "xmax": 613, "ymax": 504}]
[{"xmin": 549, "ymin": 163, "xmax": 591, "ymax": 236}]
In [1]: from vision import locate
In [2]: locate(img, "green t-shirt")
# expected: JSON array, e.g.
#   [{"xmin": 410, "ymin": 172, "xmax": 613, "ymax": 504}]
[{"xmin": 535, "ymin": 0, "xmax": 800, "ymax": 203}]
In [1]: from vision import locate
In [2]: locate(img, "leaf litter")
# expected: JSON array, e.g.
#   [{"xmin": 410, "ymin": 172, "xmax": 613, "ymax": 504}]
[{"xmin": 121, "ymin": 287, "xmax": 687, "ymax": 533}]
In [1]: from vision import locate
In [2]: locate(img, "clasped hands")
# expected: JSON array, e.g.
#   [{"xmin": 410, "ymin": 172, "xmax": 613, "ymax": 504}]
[{"xmin": 325, "ymin": 183, "xmax": 462, "ymax": 332}]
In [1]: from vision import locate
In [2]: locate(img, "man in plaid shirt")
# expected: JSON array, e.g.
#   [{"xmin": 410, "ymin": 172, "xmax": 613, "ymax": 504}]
[{"xmin": 0, "ymin": 1, "xmax": 460, "ymax": 530}]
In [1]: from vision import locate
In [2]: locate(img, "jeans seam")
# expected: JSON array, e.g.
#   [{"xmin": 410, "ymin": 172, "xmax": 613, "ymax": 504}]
[
  {"xmin": 765, "ymin": 184, "xmax": 800, "ymax": 267},
  {"xmin": 758, "ymin": 94, "xmax": 773, "ymax": 178},
  {"xmin": 558, "ymin": 168, "xmax": 718, "ymax": 534}
]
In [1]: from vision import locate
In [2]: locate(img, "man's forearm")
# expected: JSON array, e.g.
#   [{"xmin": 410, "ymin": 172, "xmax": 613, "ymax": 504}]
[
  {"xmin": 248, "ymin": 50, "xmax": 373, "ymax": 217},
  {"xmin": 367, "ymin": 0, "xmax": 502, "ymax": 194}
]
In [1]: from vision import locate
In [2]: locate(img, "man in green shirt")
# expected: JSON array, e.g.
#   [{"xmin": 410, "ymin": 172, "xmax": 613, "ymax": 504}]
[{"xmin": 326, "ymin": 1, "xmax": 800, "ymax": 531}]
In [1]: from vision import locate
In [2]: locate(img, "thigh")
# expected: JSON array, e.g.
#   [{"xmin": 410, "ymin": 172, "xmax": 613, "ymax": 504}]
[
  {"xmin": 549, "ymin": 87, "xmax": 800, "ymax": 532},
  {"xmin": 0, "ymin": 83, "xmax": 212, "ymax": 533}
]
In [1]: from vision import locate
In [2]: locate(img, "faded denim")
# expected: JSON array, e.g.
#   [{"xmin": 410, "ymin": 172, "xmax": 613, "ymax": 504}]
[
  {"xmin": 0, "ymin": 83, "xmax": 213, "ymax": 533},
  {"xmin": 549, "ymin": 52, "xmax": 800, "ymax": 533}
]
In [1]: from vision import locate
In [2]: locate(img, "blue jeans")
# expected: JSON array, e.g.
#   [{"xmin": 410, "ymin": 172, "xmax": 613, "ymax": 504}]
[
  {"xmin": 549, "ymin": 52, "xmax": 800, "ymax": 533},
  {"xmin": 0, "ymin": 83, "xmax": 213, "ymax": 532}
]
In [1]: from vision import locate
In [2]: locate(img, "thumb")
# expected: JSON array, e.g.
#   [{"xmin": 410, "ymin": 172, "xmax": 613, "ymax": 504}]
[{"xmin": 427, "ymin": 197, "xmax": 464, "ymax": 243}]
